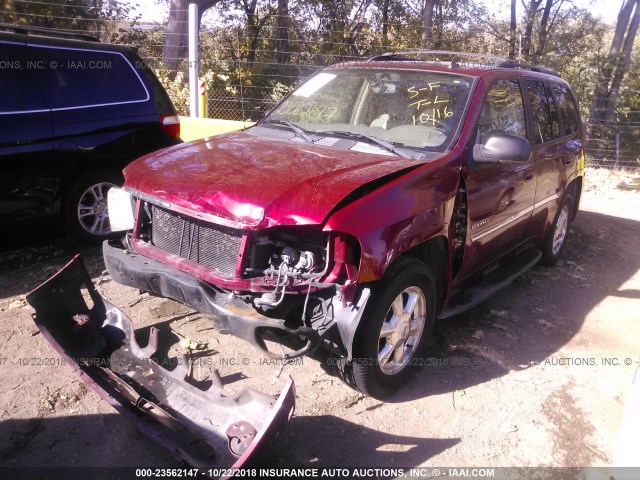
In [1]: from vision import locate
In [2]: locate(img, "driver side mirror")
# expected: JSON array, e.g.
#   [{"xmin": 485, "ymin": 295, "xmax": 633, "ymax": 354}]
[{"xmin": 473, "ymin": 133, "xmax": 532, "ymax": 164}]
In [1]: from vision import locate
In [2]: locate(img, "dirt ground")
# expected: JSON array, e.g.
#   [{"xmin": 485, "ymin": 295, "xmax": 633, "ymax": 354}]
[{"xmin": 0, "ymin": 168, "xmax": 639, "ymax": 475}]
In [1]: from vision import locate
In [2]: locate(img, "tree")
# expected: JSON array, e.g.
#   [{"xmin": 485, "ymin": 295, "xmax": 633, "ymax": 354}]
[
  {"xmin": 509, "ymin": 0, "xmax": 516, "ymax": 58},
  {"xmin": 536, "ymin": 0, "xmax": 554, "ymax": 59},
  {"xmin": 237, "ymin": 0, "xmax": 277, "ymax": 63},
  {"xmin": 0, "ymin": 0, "xmax": 140, "ymax": 41},
  {"xmin": 380, "ymin": 0, "xmax": 390, "ymax": 41},
  {"xmin": 276, "ymin": 0, "xmax": 289, "ymax": 64},
  {"xmin": 590, "ymin": 0, "xmax": 640, "ymax": 125},
  {"xmin": 519, "ymin": 0, "xmax": 568, "ymax": 63},
  {"xmin": 420, "ymin": 0, "xmax": 435, "ymax": 48},
  {"xmin": 309, "ymin": 0, "xmax": 376, "ymax": 57},
  {"xmin": 404, "ymin": 0, "xmax": 487, "ymax": 51},
  {"xmin": 1, "ymin": 0, "xmax": 96, "ymax": 36},
  {"xmin": 163, "ymin": 0, "xmax": 221, "ymax": 79},
  {"xmin": 521, "ymin": 0, "xmax": 542, "ymax": 60}
]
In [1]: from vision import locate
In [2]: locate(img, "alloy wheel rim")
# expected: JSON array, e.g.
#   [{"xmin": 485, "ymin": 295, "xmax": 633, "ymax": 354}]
[
  {"xmin": 77, "ymin": 182, "xmax": 116, "ymax": 235},
  {"xmin": 552, "ymin": 205, "xmax": 570, "ymax": 255},
  {"xmin": 377, "ymin": 286, "xmax": 427, "ymax": 375}
]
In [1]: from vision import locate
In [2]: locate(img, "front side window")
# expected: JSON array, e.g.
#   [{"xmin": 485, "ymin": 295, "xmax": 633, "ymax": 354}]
[
  {"xmin": 552, "ymin": 83, "xmax": 580, "ymax": 135},
  {"xmin": 266, "ymin": 68, "xmax": 473, "ymax": 151},
  {"xmin": 477, "ymin": 79, "xmax": 527, "ymax": 144},
  {"xmin": 32, "ymin": 46, "xmax": 148, "ymax": 109}
]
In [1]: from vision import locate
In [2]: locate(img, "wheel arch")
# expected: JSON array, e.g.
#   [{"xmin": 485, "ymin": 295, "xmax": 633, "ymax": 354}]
[
  {"xmin": 400, "ymin": 236, "xmax": 450, "ymax": 314},
  {"xmin": 62, "ymin": 166, "xmax": 123, "ymax": 204},
  {"xmin": 567, "ymin": 175, "xmax": 582, "ymax": 221},
  {"xmin": 335, "ymin": 255, "xmax": 437, "ymax": 397}
]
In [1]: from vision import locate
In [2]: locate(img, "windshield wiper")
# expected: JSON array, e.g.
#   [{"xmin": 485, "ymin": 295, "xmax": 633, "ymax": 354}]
[
  {"xmin": 261, "ymin": 119, "xmax": 313, "ymax": 143},
  {"xmin": 317, "ymin": 130, "xmax": 411, "ymax": 158}
]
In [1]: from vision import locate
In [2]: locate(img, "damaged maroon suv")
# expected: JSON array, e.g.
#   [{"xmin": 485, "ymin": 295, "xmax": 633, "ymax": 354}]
[{"xmin": 104, "ymin": 51, "xmax": 585, "ymax": 399}]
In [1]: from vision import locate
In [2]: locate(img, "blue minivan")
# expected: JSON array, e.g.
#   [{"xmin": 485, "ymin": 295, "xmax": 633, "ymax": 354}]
[{"xmin": 0, "ymin": 24, "xmax": 181, "ymax": 243}]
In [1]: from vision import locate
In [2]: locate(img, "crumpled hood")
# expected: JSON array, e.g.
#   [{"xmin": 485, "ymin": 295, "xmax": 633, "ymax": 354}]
[{"xmin": 124, "ymin": 130, "xmax": 429, "ymax": 228}]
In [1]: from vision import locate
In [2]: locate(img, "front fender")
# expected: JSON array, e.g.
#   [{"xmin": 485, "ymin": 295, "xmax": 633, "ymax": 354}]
[{"xmin": 325, "ymin": 156, "xmax": 461, "ymax": 283}]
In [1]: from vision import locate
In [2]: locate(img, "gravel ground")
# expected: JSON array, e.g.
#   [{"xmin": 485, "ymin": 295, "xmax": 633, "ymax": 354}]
[{"xmin": 0, "ymin": 168, "xmax": 639, "ymax": 476}]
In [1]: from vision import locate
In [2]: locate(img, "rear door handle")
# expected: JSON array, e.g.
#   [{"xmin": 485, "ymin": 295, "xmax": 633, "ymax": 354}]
[{"xmin": 523, "ymin": 170, "xmax": 534, "ymax": 182}]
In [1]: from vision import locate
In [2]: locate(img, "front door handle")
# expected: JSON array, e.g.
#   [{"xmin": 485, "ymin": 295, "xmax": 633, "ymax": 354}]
[{"xmin": 523, "ymin": 170, "xmax": 534, "ymax": 182}]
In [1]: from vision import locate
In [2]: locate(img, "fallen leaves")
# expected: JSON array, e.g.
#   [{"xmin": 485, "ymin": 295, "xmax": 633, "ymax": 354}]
[{"xmin": 179, "ymin": 337, "xmax": 208, "ymax": 351}]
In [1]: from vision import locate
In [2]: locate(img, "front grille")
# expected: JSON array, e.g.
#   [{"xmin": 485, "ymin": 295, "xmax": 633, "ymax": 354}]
[{"xmin": 151, "ymin": 206, "xmax": 242, "ymax": 278}]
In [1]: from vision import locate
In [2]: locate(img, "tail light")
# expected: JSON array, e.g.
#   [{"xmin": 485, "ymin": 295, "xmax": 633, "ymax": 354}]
[{"xmin": 160, "ymin": 114, "xmax": 180, "ymax": 138}]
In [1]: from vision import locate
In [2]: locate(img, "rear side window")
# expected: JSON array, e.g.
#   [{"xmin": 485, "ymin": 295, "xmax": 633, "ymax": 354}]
[
  {"xmin": 527, "ymin": 80, "xmax": 557, "ymax": 144},
  {"xmin": 552, "ymin": 83, "xmax": 580, "ymax": 135},
  {"xmin": 31, "ymin": 46, "xmax": 148, "ymax": 109},
  {"xmin": 546, "ymin": 84, "xmax": 560, "ymax": 138}
]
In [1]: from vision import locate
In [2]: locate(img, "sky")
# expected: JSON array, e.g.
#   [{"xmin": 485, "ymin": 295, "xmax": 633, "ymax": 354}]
[
  {"xmin": 486, "ymin": 0, "xmax": 623, "ymax": 25},
  {"xmin": 131, "ymin": 0, "xmax": 624, "ymax": 26}
]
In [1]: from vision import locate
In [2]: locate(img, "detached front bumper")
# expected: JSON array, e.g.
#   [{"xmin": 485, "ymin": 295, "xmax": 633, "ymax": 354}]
[
  {"xmin": 103, "ymin": 241, "xmax": 371, "ymax": 360},
  {"xmin": 25, "ymin": 255, "xmax": 295, "ymax": 470}
]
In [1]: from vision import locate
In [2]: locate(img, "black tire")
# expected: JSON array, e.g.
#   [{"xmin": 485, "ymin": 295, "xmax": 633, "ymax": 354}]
[
  {"xmin": 64, "ymin": 170, "xmax": 123, "ymax": 245},
  {"xmin": 337, "ymin": 257, "xmax": 436, "ymax": 399},
  {"xmin": 540, "ymin": 194, "xmax": 573, "ymax": 266}
]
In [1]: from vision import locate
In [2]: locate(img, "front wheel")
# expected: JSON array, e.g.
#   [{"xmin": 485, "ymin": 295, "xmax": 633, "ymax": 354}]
[
  {"xmin": 540, "ymin": 194, "xmax": 573, "ymax": 266},
  {"xmin": 340, "ymin": 257, "xmax": 436, "ymax": 399},
  {"xmin": 64, "ymin": 170, "xmax": 123, "ymax": 245}
]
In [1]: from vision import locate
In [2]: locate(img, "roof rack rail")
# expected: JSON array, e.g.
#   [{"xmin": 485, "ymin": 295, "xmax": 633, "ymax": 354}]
[
  {"xmin": 502, "ymin": 61, "xmax": 561, "ymax": 78},
  {"xmin": 366, "ymin": 50, "xmax": 561, "ymax": 77},
  {"xmin": 0, "ymin": 23, "xmax": 100, "ymax": 42},
  {"xmin": 367, "ymin": 50, "xmax": 512, "ymax": 64}
]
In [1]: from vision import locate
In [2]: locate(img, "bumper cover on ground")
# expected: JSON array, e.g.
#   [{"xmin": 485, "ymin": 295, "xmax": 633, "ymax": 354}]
[{"xmin": 25, "ymin": 255, "xmax": 295, "ymax": 471}]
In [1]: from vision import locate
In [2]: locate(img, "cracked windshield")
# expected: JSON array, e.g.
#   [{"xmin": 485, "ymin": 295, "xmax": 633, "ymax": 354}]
[{"xmin": 266, "ymin": 68, "xmax": 473, "ymax": 151}]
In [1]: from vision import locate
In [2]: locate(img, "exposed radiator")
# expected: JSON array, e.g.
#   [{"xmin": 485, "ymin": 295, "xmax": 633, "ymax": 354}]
[{"xmin": 151, "ymin": 206, "xmax": 242, "ymax": 278}]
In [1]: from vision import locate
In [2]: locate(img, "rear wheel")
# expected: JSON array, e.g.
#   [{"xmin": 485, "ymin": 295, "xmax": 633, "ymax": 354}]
[
  {"xmin": 339, "ymin": 257, "xmax": 436, "ymax": 399},
  {"xmin": 65, "ymin": 170, "xmax": 122, "ymax": 245},
  {"xmin": 540, "ymin": 194, "xmax": 573, "ymax": 266}
]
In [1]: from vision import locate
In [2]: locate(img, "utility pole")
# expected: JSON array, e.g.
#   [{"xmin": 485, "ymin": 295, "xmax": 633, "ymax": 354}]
[
  {"xmin": 518, "ymin": 33, "xmax": 522, "ymax": 62},
  {"xmin": 188, "ymin": 3, "xmax": 199, "ymax": 118}
]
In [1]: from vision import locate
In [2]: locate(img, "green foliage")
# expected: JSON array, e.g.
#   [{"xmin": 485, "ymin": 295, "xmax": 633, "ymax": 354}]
[
  {"xmin": 612, "ymin": 39, "xmax": 640, "ymax": 124},
  {"xmin": 0, "ymin": 0, "xmax": 138, "ymax": 40},
  {"xmin": 154, "ymin": 66, "xmax": 190, "ymax": 116},
  {"xmin": 535, "ymin": 8, "xmax": 608, "ymax": 118}
]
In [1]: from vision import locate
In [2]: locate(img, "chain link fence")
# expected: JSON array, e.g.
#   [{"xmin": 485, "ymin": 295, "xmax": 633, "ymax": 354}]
[
  {"xmin": 585, "ymin": 124, "xmax": 640, "ymax": 169},
  {"xmin": 199, "ymin": 44, "xmax": 379, "ymax": 122},
  {"xmin": 194, "ymin": 35, "xmax": 640, "ymax": 169},
  {"xmin": 206, "ymin": 87, "xmax": 282, "ymax": 121},
  {"xmin": 4, "ymin": 5, "xmax": 639, "ymax": 170}
]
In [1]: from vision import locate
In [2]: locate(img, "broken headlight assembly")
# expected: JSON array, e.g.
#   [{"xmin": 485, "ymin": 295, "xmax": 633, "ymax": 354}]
[
  {"xmin": 246, "ymin": 228, "xmax": 327, "ymax": 276},
  {"xmin": 242, "ymin": 228, "xmax": 361, "ymax": 309},
  {"xmin": 243, "ymin": 227, "xmax": 329, "ymax": 307},
  {"xmin": 237, "ymin": 228, "xmax": 363, "ymax": 360}
]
